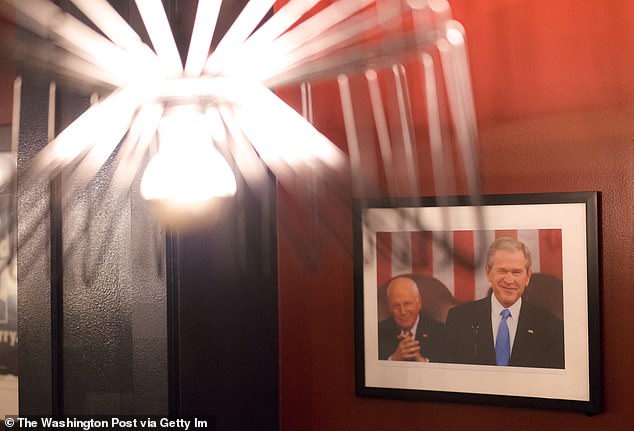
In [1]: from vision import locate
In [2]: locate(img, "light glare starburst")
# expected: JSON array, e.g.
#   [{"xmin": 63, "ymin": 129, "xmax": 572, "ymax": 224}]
[{"xmin": 0, "ymin": 0, "xmax": 481, "ymax": 233}]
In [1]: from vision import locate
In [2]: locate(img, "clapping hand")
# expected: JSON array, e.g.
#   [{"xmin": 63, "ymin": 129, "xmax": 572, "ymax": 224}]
[{"xmin": 389, "ymin": 331, "xmax": 429, "ymax": 362}]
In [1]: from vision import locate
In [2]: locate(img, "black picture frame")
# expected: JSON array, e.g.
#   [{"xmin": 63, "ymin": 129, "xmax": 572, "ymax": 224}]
[{"xmin": 354, "ymin": 192, "xmax": 602, "ymax": 414}]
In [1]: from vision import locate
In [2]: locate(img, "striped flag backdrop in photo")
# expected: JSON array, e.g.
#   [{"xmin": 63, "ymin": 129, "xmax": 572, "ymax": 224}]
[{"xmin": 376, "ymin": 229, "xmax": 562, "ymax": 303}]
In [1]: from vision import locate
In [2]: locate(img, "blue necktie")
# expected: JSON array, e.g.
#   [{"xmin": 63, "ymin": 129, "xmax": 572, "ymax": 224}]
[{"xmin": 495, "ymin": 309, "xmax": 511, "ymax": 366}]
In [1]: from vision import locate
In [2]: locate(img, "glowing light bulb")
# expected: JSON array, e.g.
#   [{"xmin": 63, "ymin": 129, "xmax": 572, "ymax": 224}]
[{"xmin": 140, "ymin": 105, "xmax": 237, "ymax": 227}]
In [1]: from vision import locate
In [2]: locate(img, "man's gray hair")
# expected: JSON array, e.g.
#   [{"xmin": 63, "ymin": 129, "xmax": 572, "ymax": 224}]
[{"xmin": 486, "ymin": 237, "xmax": 532, "ymax": 271}]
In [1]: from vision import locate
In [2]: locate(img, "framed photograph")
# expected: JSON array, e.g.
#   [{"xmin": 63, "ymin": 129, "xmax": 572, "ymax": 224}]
[{"xmin": 354, "ymin": 192, "xmax": 601, "ymax": 414}]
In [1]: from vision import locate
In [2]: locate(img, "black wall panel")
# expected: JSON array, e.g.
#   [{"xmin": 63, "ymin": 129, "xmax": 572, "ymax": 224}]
[
  {"xmin": 17, "ymin": 78, "xmax": 169, "ymax": 415},
  {"xmin": 172, "ymin": 179, "xmax": 279, "ymax": 430}
]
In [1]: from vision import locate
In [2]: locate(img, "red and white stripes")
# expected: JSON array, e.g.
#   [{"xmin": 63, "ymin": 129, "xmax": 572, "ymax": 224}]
[{"xmin": 376, "ymin": 229, "xmax": 562, "ymax": 301}]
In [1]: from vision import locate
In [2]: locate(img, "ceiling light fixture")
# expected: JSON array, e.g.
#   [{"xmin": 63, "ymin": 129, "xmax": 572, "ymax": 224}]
[{"xmin": 0, "ymin": 0, "xmax": 482, "ymax": 234}]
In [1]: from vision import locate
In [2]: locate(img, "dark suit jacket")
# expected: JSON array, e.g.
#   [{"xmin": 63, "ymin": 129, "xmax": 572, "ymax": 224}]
[
  {"xmin": 378, "ymin": 314, "xmax": 446, "ymax": 362},
  {"xmin": 444, "ymin": 296, "xmax": 564, "ymax": 369}
]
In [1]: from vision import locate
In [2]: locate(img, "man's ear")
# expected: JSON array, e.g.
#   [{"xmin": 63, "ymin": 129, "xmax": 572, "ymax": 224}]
[{"xmin": 485, "ymin": 266, "xmax": 494, "ymax": 284}]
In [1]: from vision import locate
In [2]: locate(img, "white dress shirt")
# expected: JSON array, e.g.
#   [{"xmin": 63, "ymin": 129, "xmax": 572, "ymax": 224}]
[{"xmin": 401, "ymin": 314, "xmax": 420, "ymax": 338}]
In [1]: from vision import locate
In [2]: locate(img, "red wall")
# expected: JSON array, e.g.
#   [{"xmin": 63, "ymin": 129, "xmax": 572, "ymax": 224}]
[
  {"xmin": 0, "ymin": 15, "xmax": 15, "ymax": 126},
  {"xmin": 0, "ymin": 75, "xmax": 11, "ymax": 125},
  {"xmin": 278, "ymin": 0, "xmax": 634, "ymax": 429},
  {"xmin": 0, "ymin": 69, "xmax": 13, "ymax": 126}
]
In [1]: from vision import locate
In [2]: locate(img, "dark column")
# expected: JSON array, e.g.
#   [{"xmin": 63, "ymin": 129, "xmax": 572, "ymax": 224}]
[{"xmin": 170, "ymin": 176, "xmax": 279, "ymax": 430}]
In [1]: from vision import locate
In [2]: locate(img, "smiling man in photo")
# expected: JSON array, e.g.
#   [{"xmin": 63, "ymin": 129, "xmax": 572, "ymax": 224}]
[
  {"xmin": 378, "ymin": 276, "xmax": 446, "ymax": 362},
  {"xmin": 444, "ymin": 237, "xmax": 565, "ymax": 369}
]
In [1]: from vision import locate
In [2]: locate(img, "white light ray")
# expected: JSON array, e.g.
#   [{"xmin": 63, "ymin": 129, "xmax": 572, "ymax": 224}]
[
  {"xmin": 109, "ymin": 102, "xmax": 164, "ymax": 195},
  {"xmin": 392, "ymin": 63, "xmax": 419, "ymax": 196},
  {"xmin": 300, "ymin": 81, "xmax": 313, "ymax": 123},
  {"xmin": 7, "ymin": 33, "xmax": 127, "ymax": 89},
  {"xmin": 70, "ymin": 0, "xmax": 146, "ymax": 53},
  {"xmin": 5, "ymin": 0, "xmax": 151, "ymax": 85},
  {"xmin": 219, "ymin": 0, "xmax": 324, "ymax": 78},
  {"xmin": 366, "ymin": 68, "xmax": 396, "ymax": 194},
  {"xmin": 231, "ymin": 82, "xmax": 345, "ymax": 170},
  {"xmin": 53, "ymin": 17, "xmax": 140, "ymax": 80},
  {"xmin": 220, "ymin": 104, "xmax": 297, "ymax": 188},
  {"xmin": 216, "ymin": 106, "xmax": 270, "ymax": 187},
  {"xmin": 185, "ymin": 0, "xmax": 222, "ymax": 76},
  {"xmin": 204, "ymin": 106, "xmax": 228, "ymax": 149},
  {"xmin": 337, "ymin": 74, "xmax": 363, "ymax": 195},
  {"xmin": 47, "ymin": 84, "xmax": 56, "ymax": 160},
  {"xmin": 64, "ymin": 99, "xmax": 141, "ymax": 195},
  {"xmin": 70, "ymin": 0, "xmax": 162, "ymax": 76},
  {"xmin": 270, "ymin": 0, "xmax": 375, "ymax": 54},
  {"xmin": 204, "ymin": 0, "xmax": 276, "ymax": 73},
  {"xmin": 421, "ymin": 52, "xmax": 450, "ymax": 198},
  {"xmin": 438, "ymin": 20, "xmax": 481, "ymax": 197},
  {"xmin": 46, "ymin": 48, "xmax": 130, "ymax": 88},
  {"xmin": 31, "ymin": 83, "xmax": 157, "ymax": 178},
  {"xmin": 243, "ymin": 0, "xmax": 379, "ymax": 83},
  {"xmin": 134, "ymin": 0, "xmax": 182, "ymax": 76},
  {"xmin": 11, "ymin": 77, "xmax": 21, "ymax": 154},
  {"xmin": 242, "ymin": 0, "xmax": 320, "ymax": 50},
  {"xmin": 2, "ymin": 0, "xmax": 60, "ymax": 36}
]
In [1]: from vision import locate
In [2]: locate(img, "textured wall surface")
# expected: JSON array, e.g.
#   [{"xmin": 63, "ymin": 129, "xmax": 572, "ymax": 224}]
[
  {"xmin": 13, "ymin": 0, "xmax": 171, "ymax": 414},
  {"xmin": 17, "ymin": 79, "xmax": 168, "ymax": 415},
  {"xmin": 17, "ymin": 79, "xmax": 54, "ymax": 415}
]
